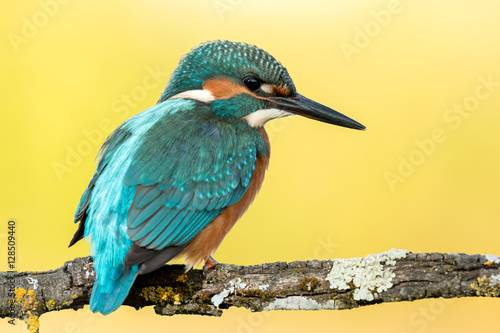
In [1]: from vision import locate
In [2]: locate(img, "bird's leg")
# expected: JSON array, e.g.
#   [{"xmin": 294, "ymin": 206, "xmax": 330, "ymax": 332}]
[{"xmin": 203, "ymin": 256, "xmax": 219, "ymax": 275}]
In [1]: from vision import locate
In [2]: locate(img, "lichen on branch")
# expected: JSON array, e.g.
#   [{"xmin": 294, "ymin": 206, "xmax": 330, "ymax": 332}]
[{"xmin": 1, "ymin": 250, "xmax": 500, "ymax": 333}]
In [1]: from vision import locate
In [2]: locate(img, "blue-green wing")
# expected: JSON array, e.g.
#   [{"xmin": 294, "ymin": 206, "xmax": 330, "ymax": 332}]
[{"xmin": 124, "ymin": 107, "xmax": 261, "ymax": 253}]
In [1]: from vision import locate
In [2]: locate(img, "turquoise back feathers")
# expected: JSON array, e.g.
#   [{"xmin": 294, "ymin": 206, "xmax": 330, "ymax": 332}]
[{"xmin": 73, "ymin": 97, "xmax": 268, "ymax": 314}]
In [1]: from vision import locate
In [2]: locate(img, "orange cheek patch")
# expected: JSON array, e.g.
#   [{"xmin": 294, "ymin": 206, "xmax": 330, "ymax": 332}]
[
  {"xmin": 203, "ymin": 77, "xmax": 248, "ymax": 100},
  {"xmin": 273, "ymin": 84, "xmax": 290, "ymax": 96}
]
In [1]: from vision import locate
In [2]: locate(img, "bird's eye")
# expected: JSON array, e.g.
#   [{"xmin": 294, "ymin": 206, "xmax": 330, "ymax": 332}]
[{"xmin": 243, "ymin": 77, "xmax": 261, "ymax": 91}]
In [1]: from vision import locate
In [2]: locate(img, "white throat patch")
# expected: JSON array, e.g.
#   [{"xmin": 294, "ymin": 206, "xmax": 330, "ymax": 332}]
[
  {"xmin": 245, "ymin": 108, "xmax": 293, "ymax": 128},
  {"xmin": 169, "ymin": 89, "xmax": 215, "ymax": 102}
]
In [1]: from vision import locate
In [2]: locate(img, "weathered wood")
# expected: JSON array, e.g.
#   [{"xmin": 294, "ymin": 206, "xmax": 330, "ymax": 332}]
[{"xmin": 1, "ymin": 250, "xmax": 499, "ymax": 333}]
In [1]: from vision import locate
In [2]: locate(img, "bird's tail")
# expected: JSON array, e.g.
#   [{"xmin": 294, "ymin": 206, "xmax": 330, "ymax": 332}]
[{"xmin": 90, "ymin": 265, "xmax": 139, "ymax": 315}]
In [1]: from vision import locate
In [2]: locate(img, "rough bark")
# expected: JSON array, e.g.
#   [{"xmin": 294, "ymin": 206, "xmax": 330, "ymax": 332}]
[{"xmin": 1, "ymin": 251, "xmax": 499, "ymax": 332}]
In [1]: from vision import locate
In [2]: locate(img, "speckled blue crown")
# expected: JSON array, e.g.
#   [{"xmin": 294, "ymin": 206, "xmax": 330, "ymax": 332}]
[{"xmin": 158, "ymin": 40, "xmax": 296, "ymax": 102}]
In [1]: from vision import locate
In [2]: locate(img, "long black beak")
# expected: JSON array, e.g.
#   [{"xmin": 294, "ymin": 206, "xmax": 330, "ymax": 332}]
[{"xmin": 269, "ymin": 93, "xmax": 365, "ymax": 130}]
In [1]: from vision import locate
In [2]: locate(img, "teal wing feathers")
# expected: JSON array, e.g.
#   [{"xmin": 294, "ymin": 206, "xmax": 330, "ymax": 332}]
[
  {"xmin": 123, "ymin": 107, "xmax": 264, "ymax": 271},
  {"xmin": 70, "ymin": 127, "xmax": 132, "ymax": 247},
  {"xmin": 71, "ymin": 99, "xmax": 267, "ymax": 314}
]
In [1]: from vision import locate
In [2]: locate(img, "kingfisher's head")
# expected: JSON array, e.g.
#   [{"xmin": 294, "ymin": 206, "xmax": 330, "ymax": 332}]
[{"xmin": 159, "ymin": 40, "xmax": 365, "ymax": 130}]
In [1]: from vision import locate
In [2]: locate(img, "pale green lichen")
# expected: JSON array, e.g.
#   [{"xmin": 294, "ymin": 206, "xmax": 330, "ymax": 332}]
[
  {"xmin": 211, "ymin": 288, "xmax": 231, "ymax": 307},
  {"xmin": 326, "ymin": 249, "xmax": 409, "ymax": 301},
  {"xmin": 485, "ymin": 254, "xmax": 500, "ymax": 264},
  {"xmin": 490, "ymin": 273, "xmax": 500, "ymax": 286},
  {"xmin": 211, "ymin": 278, "xmax": 247, "ymax": 307}
]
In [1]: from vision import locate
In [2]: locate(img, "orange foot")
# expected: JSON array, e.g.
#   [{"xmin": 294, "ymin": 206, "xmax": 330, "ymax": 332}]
[{"xmin": 202, "ymin": 256, "xmax": 219, "ymax": 275}]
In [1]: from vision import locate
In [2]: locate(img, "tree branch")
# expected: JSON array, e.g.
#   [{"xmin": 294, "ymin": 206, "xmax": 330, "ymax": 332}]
[{"xmin": 1, "ymin": 250, "xmax": 499, "ymax": 332}]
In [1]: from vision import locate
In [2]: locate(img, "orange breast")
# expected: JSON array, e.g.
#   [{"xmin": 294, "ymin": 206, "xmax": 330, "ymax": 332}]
[{"xmin": 180, "ymin": 127, "xmax": 270, "ymax": 269}]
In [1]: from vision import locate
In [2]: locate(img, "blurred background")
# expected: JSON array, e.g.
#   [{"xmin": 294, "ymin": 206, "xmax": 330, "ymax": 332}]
[{"xmin": 1, "ymin": 0, "xmax": 500, "ymax": 332}]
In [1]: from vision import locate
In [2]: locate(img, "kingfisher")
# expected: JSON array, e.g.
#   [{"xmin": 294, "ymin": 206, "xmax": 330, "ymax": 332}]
[{"xmin": 69, "ymin": 40, "xmax": 365, "ymax": 315}]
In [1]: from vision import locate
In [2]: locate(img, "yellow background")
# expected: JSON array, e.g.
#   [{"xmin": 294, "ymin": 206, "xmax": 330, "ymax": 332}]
[{"xmin": 2, "ymin": 0, "xmax": 500, "ymax": 332}]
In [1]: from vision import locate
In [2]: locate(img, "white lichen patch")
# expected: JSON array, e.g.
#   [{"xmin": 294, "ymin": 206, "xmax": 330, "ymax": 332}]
[
  {"xmin": 258, "ymin": 284, "xmax": 270, "ymax": 291},
  {"xmin": 326, "ymin": 248, "xmax": 409, "ymax": 301},
  {"xmin": 490, "ymin": 273, "xmax": 500, "ymax": 287},
  {"xmin": 485, "ymin": 254, "xmax": 500, "ymax": 264},
  {"xmin": 211, "ymin": 278, "xmax": 247, "ymax": 307},
  {"xmin": 26, "ymin": 276, "xmax": 38, "ymax": 290},
  {"xmin": 264, "ymin": 296, "xmax": 338, "ymax": 311},
  {"xmin": 85, "ymin": 269, "xmax": 95, "ymax": 279},
  {"xmin": 211, "ymin": 289, "xmax": 231, "ymax": 307},
  {"xmin": 233, "ymin": 278, "xmax": 247, "ymax": 290},
  {"xmin": 323, "ymin": 300, "xmax": 339, "ymax": 310}
]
